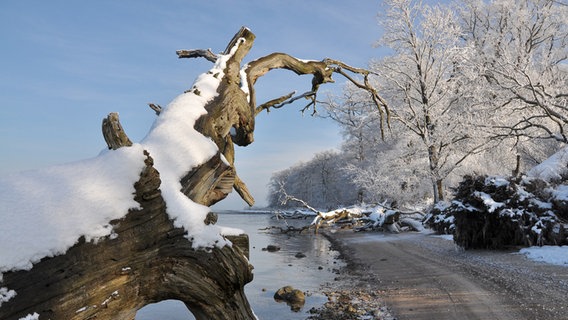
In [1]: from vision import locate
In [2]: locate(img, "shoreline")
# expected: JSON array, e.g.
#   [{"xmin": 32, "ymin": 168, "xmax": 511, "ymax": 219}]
[{"xmin": 305, "ymin": 230, "xmax": 395, "ymax": 320}]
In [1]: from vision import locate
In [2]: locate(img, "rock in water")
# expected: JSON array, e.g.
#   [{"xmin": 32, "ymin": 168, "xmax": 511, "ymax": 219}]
[
  {"xmin": 274, "ymin": 286, "xmax": 305, "ymax": 312},
  {"xmin": 264, "ymin": 244, "xmax": 281, "ymax": 252}
]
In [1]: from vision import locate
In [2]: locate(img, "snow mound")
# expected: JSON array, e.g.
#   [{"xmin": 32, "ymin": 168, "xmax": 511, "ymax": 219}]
[{"xmin": 430, "ymin": 174, "xmax": 567, "ymax": 249}]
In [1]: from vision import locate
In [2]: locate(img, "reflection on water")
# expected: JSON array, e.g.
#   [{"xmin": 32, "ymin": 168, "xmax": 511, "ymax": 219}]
[
  {"xmin": 137, "ymin": 300, "xmax": 193, "ymax": 320},
  {"xmin": 136, "ymin": 212, "xmax": 343, "ymax": 320}
]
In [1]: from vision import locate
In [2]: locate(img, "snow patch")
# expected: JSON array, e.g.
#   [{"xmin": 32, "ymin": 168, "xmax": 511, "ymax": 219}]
[
  {"xmin": 239, "ymin": 64, "xmax": 250, "ymax": 102},
  {"xmin": 552, "ymin": 184, "xmax": 568, "ymax": 202},
  {"xmin": 485, "ymin": 176, "xmax": 509, "ymax": 187},
  {"xmin": 518, "ymin": 246, "xmax": 568, "ymax": 266},
  {"xmin": 400, "ymin": 217, "xmax": 424, "ymax": 231},
  {"xmin": 0, "ymin": 287, "xmax": 16, "ymax": 307},
  {"xmin": 18, "ymin": 313, "xmax": 39, "ymax": 320},
  {"xmin": 474, "ymin": 191, "xmax": 504, "ymax": 213},
  {"xmin": 219, "ymin": 226, "xmax": 246, "ymax": 237},
  {"xmin": 0, "ymin": 145, "xmax": 146, "ymax": 273},
  {"xmin": 451, "ymin": 200, "xmax": 480, "ymax": 212},
  {"xmin": 433, "ymin": 234, "xmax": 454, "ymax": 241},
  {"xmin": 527, "ymin": 146, "xmax": 568, "ymax": 181}
]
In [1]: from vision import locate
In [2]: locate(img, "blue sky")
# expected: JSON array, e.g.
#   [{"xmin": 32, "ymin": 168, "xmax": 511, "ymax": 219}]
[{"xmin": 0, "ymin": 1, "xmax": 385, "ymax": 210}]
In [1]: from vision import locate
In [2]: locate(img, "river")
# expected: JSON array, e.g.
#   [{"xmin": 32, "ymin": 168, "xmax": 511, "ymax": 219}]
[{"xmin": 136, "ymin": 211, "xmax": 343, "ymax": 320}]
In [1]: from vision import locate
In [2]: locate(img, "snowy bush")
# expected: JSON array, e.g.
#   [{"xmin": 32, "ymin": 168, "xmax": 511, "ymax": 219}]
[
  {"xmin": 436, "ymin": 175, "xmax": 567, "ymax": 249},
  {"xmin": 424, "ymin": 202, "xmax": 455, "ymax": 235}
]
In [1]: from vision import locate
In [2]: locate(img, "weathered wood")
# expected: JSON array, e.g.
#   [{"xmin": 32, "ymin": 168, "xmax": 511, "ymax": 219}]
[
  {"xmin": 181, "ymin": 152, "xmax": 236, "ymax": 206},
  {"xmin": 176, "ymin": 48, "xmax": 218, "ymax": 62},
  {"xmin": 148, "ymin": 103, "xmax": 162, "ymax": 115},
  {"xmin": 0, "ymin": 152, "xmax": 254, "ymax": 320},
  {"xmin": 186, "ymin": 27, "xmax": 390, "ymax": 207},
  {"xmin": 1, "ymin": 26, "xmax": 391, "ymax": 319},
  {"xmin": 233, "ymin": 174, "xmax": 254, "ymax": 207},
  {"xmin": 102, "ymin": 112, "xmax": 133, "ymax": 150}
]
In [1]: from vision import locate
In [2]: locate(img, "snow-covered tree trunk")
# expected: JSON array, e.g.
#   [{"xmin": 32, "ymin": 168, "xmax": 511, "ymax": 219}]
[
  {"xmin": 0, "ymin": 27, "xmax": 388, "ymax": 320},
  {"xmin": 0, "ymin": 153, "xmax": 254, "ymax": 320}
]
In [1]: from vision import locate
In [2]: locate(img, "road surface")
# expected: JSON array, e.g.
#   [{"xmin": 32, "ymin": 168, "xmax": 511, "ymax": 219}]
[{"xmin": 328, "ymin": 231, "xmax": 567, "ymax": 320}]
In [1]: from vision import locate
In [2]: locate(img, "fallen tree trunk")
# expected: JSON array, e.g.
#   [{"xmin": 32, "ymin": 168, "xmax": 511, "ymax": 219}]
[
  {"xmin": 0, "ymin": 151, "xmax": 254, "ymax": 320},
  {"xmin": 1, "ymin": 27, "xmax": 389, "ymax": 319}
]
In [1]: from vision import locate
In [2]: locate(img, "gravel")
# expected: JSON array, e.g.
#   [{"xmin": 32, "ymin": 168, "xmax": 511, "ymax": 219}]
[{"xmin": 308, "ymin": 230, "xmax": 567, "ymax": 320}]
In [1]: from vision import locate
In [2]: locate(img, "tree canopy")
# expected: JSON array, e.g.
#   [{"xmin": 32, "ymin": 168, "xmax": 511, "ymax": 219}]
[{"xmin": 268, "ymin": 0, "xmax": 567, "ymax": 209}]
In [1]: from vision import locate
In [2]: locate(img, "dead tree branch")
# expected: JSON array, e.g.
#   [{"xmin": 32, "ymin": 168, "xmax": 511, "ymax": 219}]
[
  {"xmin": 2, "ymin": 26, "xmax": 392, "ymax": 320},
  {"xmin": 102, "ymin": 112, "xmax": 133, "ymax": 150},
  {"xmin": 176, "ymin": 48, "xmax": 218, "ymax": 62},
  {"xmin": 148, "ymin": 103, "xmax": 162, "ymax": 115}
]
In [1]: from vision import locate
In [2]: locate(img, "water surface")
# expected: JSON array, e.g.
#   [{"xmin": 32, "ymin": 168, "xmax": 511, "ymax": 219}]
[{"xmin": 136, "ymin": 211, "xmax": 342, "ymax": 319}]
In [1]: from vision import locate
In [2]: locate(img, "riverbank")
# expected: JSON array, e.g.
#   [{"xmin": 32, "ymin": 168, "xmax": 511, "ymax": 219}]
[{"xmin": 311, "ymin": 229, "xmax": 568, "ymax": 320}]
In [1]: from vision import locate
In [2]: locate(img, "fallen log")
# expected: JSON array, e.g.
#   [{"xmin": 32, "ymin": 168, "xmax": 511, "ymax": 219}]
[
  {"xmin": 0, "ymin": 152, "xmax": 254, "ymax": 320},
  {"xmin": 0, "ymin": 27, "xmax": 390, "ymax": 319}
]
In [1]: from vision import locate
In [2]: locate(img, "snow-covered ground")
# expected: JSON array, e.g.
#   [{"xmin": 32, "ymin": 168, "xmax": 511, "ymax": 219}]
[
  {"xmin": 435, "ymin": 234, "xmax": 568, "ymax": 267},
  {"xmin": 518, "ymin": 246, "xmax": 568, "ymax": 267}
]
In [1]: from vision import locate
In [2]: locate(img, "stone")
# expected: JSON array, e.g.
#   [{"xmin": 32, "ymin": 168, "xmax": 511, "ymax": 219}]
[{"xmin": 274, "ymin": 286, "xmax": 306, "ymax": 312}]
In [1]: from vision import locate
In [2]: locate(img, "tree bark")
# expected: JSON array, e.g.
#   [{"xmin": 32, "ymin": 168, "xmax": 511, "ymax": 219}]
[{"xmin": 0, "ymin": 151, "xmax": 254, "ymax": 320}]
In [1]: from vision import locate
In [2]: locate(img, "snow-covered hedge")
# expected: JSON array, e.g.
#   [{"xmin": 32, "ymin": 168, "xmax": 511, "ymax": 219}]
[{"xmin": 429, "ymin": 175, "xmax": 567, "ymax": 249}]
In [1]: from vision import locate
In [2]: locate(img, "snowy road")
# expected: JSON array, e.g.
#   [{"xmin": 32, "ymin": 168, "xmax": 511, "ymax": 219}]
[{"xmin": 330, "ymin": 232, "xmax": 567, "ymax": 320}]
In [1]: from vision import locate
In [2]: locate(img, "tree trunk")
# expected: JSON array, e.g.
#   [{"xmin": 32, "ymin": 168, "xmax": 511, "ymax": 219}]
[
  {"xmin": 436, "ymin": 178, "xmax": 445, "ymax": 202},
  {"xmin": 0, "ymin": 27, "xmax": 388, "ymax": 320},
  {"xmin": 427, "ymin": 142, "xmax": 445, "ymax": 203},
  {"xmin": 0, "ymin": 152, "xmax": 254, "ymax": 320}
]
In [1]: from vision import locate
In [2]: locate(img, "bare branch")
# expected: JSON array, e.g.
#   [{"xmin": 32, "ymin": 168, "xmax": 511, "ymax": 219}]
[
  {"xmin": 245, "ymin": 54, "xmax": 390, "ymax": 136},
  {"xmin": 255, "ymin": 91, "xmax": 295, "ymax": 115},
  {"xmin": 148, "ymin": 103, "xmax": 162, "ymax": 115},
  {"xmin": 176, "ymin": 48, "xmax": 218, "ymax": 62},
  {"xmin": 234, "ymin": 174, "xmax": 254, "ymax": 206},
  {"xmin": 277, "ymin": 181, "xmax": 320, "ymax": 214}
]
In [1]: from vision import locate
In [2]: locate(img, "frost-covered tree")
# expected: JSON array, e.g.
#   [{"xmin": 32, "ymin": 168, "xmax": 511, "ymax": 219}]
[
  {"xmin": 322, "ymin": 83, "xmax": 384, "ymax": 202},
  {"xmin": 321, "ymin": 82, "xmax": 432, "ymax": 206},
  {"xmin": 344, "ymin": 124, "xmax": 433, "ymax": 206},
  {"xmin": 459, "ymin": 0, "xmax": 568, "ymax": 161},
  {"xmin": 266, "ymin": 0, "xmax": 567, "ymax": 210},
  {"xmin": 371, "ymin": 0, "xmax": 479, "ymax": 203},
  {"xmin": 267, "ymin": 150, "xmax": 358, "ymax": 210}
]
